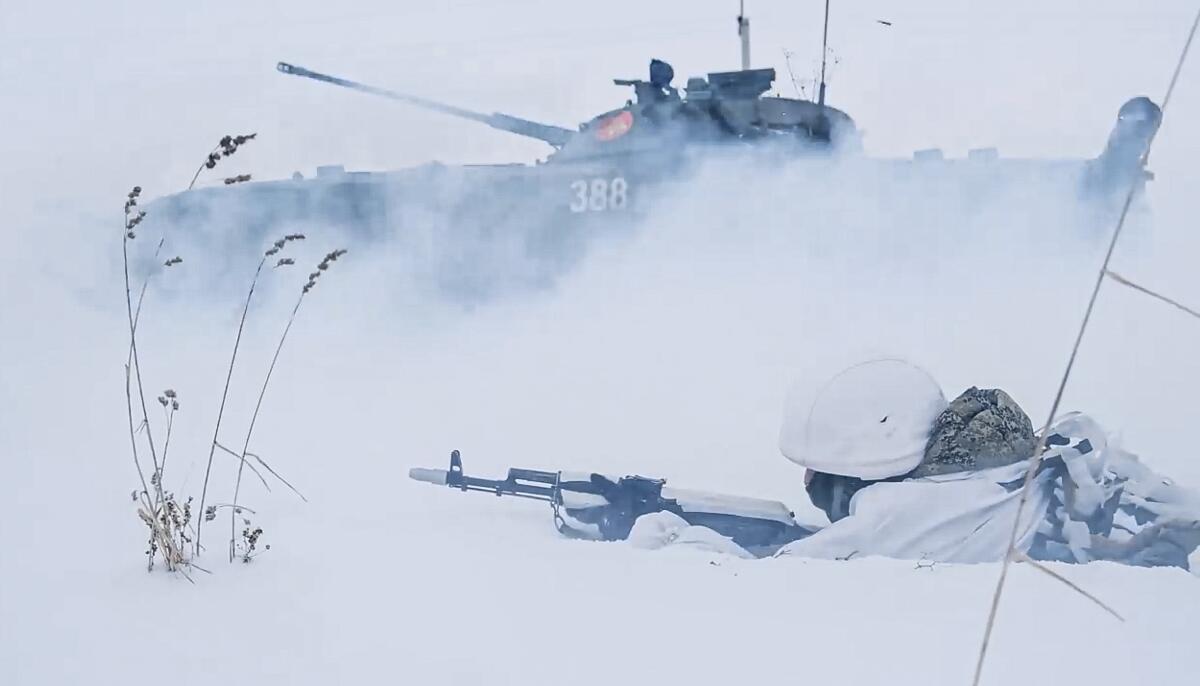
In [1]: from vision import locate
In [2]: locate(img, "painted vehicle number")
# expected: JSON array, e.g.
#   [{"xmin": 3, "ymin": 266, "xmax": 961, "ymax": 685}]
[{"xmin": 569, "ymin": 177, "xmax": 628, "ymax": 213}]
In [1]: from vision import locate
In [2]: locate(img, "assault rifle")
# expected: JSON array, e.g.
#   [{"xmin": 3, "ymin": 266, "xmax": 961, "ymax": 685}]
[{"xmin": 409, "ymin": 450, "xmax": 814, "ymax": 555}]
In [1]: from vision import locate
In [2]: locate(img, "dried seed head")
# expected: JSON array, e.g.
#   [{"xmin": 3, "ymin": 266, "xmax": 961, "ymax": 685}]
[
  {"xmin": 125, "ymin": 211, "xmax": 146, "ymax": 231},
  {"xmin": 171, "ymin": 399, "xmax": 179, "ymax": 411},
  {"xmin": 275, "ymin": 257, "xmax": 294, "ymax": 268},
  {"xmin": 300, "ymin": 249, "xmax": 347, "ymax": 294},
  {"xmin": 157, "ymin": 396, "xmax": 168, "ymax": 407},
  {"xmin": 164, "ymin": 389, "xmax": 176, "ymax": 398},
  {"xmin": 164, "ymin": 256, "xmax": 183, "ymax": 267}
]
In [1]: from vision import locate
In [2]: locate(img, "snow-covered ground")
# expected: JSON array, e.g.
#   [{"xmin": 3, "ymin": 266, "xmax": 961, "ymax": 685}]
[{"xmin": 4, "ymin": 1, "xmax": 1200, "ymax": 684}]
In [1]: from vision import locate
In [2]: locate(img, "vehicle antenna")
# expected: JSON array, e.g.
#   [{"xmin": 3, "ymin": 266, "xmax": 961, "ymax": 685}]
[
  {"xmin": 782, "ymin": 48, "xmax": 806, "ymax": 98},
  {"xmin": 738, "ymin": 1, "xmax": 751, "ymax": 70},
  {"xmin": 818, "ymin": 0, "xmax": 831, "ymax": 106}
]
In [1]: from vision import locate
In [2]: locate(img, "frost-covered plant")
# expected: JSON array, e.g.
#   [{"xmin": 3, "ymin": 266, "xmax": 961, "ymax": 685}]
[
  {"xmin": 124, "ymin": 186, "xmax": 176, "ymax": 570},
  {"xmin": 122, "ymin": 135, "xmax": 342, "ymax": 576},
  {"xmin": 235, "ymin": 515, "xmax": 270, "ymax": 563}
]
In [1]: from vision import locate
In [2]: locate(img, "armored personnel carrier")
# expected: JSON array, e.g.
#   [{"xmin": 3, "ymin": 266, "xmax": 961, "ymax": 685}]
[{"xmin": 149, "ymin": 12, "xmax": 1161, "ymax": 299}]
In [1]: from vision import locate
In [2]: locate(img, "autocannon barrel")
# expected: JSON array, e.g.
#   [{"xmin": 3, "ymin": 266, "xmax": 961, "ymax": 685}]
[
  {"xmin": 1099, "ymin": 97, "xmax": 1162, "ymax": 169},
  {"xmin": 1085, "ymin": 96, "xmax": 1163, "ymax": 195},
  {"xmin": 277, "ymin": 61, "xmax": 575, "ymax": 147}
]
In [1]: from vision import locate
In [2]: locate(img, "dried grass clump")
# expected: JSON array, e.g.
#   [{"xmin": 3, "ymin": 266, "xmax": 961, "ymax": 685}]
[
  {"xmin": 137, "ymin": 493, "xmax": 195, "ymax": 574},
  {"xmin": 123, "ymin": 184, "xmax": 185, "ymax": 575},
  {"xmin": 123, "ymin": 136, "xmax": 345, "ymax": 579}
]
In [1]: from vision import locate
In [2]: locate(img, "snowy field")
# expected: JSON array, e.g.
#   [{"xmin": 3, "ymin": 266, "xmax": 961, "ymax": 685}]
[{"xmin": 3, "ymin": 1, "xmax": 1200, "ymax": 684}]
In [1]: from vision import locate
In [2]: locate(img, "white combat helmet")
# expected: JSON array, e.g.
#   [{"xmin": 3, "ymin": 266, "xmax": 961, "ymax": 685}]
[{"xmin": 779, "ymin": 359, "xmax": 947, "ymax": 480}]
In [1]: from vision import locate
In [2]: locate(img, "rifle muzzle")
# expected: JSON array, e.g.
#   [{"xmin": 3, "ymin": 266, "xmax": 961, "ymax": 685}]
[{"xmin": 409, "ymin": 467, "xmax": 449, "ymax": 486}]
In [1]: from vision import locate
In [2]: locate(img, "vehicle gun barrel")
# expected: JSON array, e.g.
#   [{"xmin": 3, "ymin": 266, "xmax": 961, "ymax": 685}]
[
  {"xmin": 1085, "ymin": 96, "xmax": 1163, "ymax": 195},
  {"xmin": 277, "ymin": 62, "xmax": 575, "ymax": 147}
]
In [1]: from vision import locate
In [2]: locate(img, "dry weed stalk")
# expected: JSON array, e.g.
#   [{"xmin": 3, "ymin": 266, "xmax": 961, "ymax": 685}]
[
  {"xmin": 195, "ymin": 233, "xmax": 306, "ymax": 555},
  {"xmin": 123, "ymin": 187, "xmax": 167, "ymax": 564},
  {"xmin": 228, "ymin": 249, "xmax": 345, "ymax": 560},
  {"xmin": 127, "ymin": 130, "xmax": 247, "ymax": 338},
  {"xmin": 124, "ymin": 135, "xmax": 332, "ymax": 575},
  {"xmin": 236, "ymin": 515, "xmax": 270, "ymax": 563},
  {"xmin": 123, "ymin": 141, "xmax": 254, "ymax": 570},
  {"xmin": 123, "ymin": 187, "xmax": 196, "ymax": 574},
  {"xmin": 972, "ymin": 10, "xmax": 1199, "ymax": 684},
  {"xmin": 188, "ymin": 133, "xmax": 256, "ymax": 190},
  {"xmin": 1104, "ymin": 269, "xmax": 1200, "ymax": 321},
  {"xmin": 157, "ymin": 389, "xmax": 180, "ymax": 477}
]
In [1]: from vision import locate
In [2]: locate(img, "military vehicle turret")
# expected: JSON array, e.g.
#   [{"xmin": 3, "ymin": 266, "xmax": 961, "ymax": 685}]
[
  {"xmin": 148, "ymin": 11, "xmax": 1160, "ymax": 300},
  {"xmin": 280, "ymin": 47, "xmax": 860, "ymax": 160}
]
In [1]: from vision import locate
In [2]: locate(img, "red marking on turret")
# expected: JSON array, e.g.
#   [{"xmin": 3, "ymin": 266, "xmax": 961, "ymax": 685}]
[{"xmin": 595, "ymin": 110, "xmax": 634, "ymax": 141}]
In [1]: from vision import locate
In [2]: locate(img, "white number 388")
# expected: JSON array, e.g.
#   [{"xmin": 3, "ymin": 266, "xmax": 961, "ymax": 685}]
[{"xmin": 569, "ymin": 176, "xmax": 628, "ymax": 213}]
